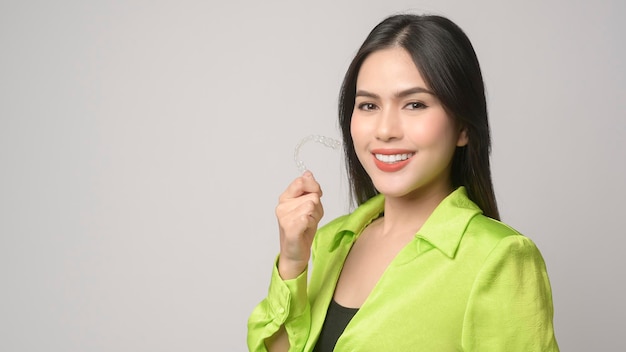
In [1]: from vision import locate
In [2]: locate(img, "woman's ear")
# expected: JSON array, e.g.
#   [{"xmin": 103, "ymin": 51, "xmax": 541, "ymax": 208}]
[{"xmin": 456, "ymin": 127, "xmax": 469, "ymax": 147}]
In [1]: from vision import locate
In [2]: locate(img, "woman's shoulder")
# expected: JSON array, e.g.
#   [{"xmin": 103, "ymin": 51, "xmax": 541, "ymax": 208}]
[
  {"xmin": 468, "ymin": 214, "xmax": 522, "ymax": 238},
  {"xmin": 464, "ymin": 214, "xmax": 542, "ymax": 255}
]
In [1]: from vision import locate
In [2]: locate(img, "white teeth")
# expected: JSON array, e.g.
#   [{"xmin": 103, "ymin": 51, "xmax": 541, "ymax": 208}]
[{"xmin": 375, "ymin": 153, "xmax": 414, "ymax": 163}]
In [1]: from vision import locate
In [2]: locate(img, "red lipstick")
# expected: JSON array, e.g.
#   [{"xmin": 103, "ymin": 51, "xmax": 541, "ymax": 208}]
[{"xmin": 371, "ymin": 149, "xmax": 414, "ymax": 172}]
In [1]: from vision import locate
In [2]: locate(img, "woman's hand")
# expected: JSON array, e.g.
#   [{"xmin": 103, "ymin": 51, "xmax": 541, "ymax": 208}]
[{"xmin": 275, "ymin": 171, "xmax": 324, "ymax": 280}]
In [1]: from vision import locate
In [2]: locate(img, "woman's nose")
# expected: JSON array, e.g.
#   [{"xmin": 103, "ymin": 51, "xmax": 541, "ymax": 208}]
[{"xmin": 375, "ymin": 108, "xmax": 402, "ymax": 141}]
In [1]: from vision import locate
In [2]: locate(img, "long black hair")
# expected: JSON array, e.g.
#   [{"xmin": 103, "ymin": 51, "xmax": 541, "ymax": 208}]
[{"xmin": 339, "ymin": 14, "xmax": 500, "ymax": 220}]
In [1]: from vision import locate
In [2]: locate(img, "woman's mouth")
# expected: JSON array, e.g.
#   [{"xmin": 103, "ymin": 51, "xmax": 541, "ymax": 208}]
[{"xmin": 371, "ymin": 150, "xmax": 415, "ymax": 172}]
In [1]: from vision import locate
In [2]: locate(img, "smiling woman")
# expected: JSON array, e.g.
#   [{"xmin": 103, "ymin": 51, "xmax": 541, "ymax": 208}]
[
  {"xmin": 350, "ymin": 47, "xmax": 468, "ymax": 200},
  {"xmin": 248, "ymin": 13, "xmax": 559, "ymax": 352}
]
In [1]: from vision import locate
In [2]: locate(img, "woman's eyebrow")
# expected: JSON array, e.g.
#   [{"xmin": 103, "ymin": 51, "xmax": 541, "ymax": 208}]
[
  {"xmin": 355, "ymin": 86, "xmax": 435, "ymax": 99},
  {"xmin": 395, "ymin": 86, "xmax": 435, "ymax": 97},
  {"xmin": 355, "ymin": 90, "xmax": 380, "ymax": 99}
]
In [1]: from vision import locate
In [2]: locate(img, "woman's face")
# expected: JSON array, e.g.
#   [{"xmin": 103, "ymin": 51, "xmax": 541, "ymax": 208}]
[{"xmin": 350, "ymin": 47, "xmax": 467, "ymax": 200}]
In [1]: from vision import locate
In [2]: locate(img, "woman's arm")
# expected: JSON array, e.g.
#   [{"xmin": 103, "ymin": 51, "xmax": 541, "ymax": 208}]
[
  {"xmin": 248, "ymin": 171, "xmax": 324, "ymax": 351},
  {"xmin": 462, "ymin": 235, "xmax": 559, "ymax": 351}
]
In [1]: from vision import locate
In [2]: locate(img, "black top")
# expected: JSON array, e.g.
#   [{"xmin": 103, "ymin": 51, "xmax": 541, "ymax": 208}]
[{"xmin": 313, "ymin": 299, "xmax": 359, "ymax": 352}]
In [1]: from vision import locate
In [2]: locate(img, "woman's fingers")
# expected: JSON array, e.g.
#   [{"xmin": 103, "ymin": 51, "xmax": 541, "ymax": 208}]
[
  {"xmin": 279, "ymin": 171, "xmax": 323, "ymax": 202},
  {"xmin": 276, "ymin": 192, "xmax": 321, "ymax": 217},
  {"xmin": 288, "ymin": 197, "xmax": 324, "ymax": 229},
  {"xmin": 276, "ymin": 194, "xmax": 323, "ymax": 241}
]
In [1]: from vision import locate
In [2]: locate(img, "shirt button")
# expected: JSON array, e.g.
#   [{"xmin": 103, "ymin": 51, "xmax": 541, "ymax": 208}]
[{"xmin": 278, "ymin": 307, "xmax": 285, "ymax": 314}]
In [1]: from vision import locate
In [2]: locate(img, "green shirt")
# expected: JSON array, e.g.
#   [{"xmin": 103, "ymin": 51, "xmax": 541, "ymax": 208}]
[{"xmin": 248, "ymin": 187, "xmax": 559, "ymax": 351}]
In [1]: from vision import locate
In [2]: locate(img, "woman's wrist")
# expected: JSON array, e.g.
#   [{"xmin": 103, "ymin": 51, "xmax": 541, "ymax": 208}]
[{"xmin": 277, "ymin": 256, "xmax": 308, "ymax": 280}]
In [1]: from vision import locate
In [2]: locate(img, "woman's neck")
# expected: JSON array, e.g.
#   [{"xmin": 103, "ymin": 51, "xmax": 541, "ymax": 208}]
[{"xmin": 379, "ymin": 182, "xmax": 454, "ymax": 238}]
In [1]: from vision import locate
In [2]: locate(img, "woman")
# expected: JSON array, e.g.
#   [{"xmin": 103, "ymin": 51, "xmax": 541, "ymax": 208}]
[{"xmin": 248, "ymin": 14, "xmax": 559, "ymax": 351}]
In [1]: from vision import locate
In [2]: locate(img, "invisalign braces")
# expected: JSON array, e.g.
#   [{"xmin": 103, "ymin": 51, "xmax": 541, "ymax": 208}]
[{"xmin": 294, "ymin": 135, "xmax": 342, "ymax": 173}]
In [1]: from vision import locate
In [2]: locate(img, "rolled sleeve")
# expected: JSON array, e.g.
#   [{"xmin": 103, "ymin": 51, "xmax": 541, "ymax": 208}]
[{"xmin": 247, "ymin": 256, "xmax": 311, "ymax": 352}]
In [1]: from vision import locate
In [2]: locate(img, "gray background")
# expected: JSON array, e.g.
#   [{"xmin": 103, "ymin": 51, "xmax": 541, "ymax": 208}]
[{"xmin": 1, "ymin": 0, "xmax": 624, "ymax": 351}]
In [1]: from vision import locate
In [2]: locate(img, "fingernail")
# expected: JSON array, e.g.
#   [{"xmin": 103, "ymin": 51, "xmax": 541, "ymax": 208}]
[{"xmin": 303, "ymin": 170, "xmax": 313, "ymax": 178}]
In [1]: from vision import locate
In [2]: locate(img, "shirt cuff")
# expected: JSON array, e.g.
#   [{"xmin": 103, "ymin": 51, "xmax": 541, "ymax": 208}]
[{"xmin": 266, "ymin": 256, "xmax": 308, "ymax": 324}]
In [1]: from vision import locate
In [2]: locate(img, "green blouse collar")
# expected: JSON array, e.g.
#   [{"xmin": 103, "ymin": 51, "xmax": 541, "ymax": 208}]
[{"xmin": 330, "ymin": 187, "xmax": 483, "ymax": 259}]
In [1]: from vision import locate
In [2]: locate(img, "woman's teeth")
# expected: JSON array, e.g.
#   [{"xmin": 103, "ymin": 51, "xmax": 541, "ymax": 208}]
[{"xmin": 374, "ymin": 153, "xmax": 414, "ymax": 163}]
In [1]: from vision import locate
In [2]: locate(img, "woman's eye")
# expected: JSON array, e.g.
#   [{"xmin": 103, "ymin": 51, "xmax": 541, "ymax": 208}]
[
  {"xmin": 406, "ymin": 102, "xmax": 427, "ymax": 110},
  {"xmin": 358, "ymin": 103, "xmax": 377, "ymax": 111}
]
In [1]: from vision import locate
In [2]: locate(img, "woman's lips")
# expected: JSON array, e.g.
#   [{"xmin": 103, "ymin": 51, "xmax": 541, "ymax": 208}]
[{"xmin": 371, "ymin": 149, "xmax": 415, "ymax": 172}]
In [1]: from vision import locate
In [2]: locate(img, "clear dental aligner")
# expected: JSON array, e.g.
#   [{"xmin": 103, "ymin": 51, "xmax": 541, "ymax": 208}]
[{"xmin": 294, "ymin": 135, "xmax": 342, "ymax": 173}]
